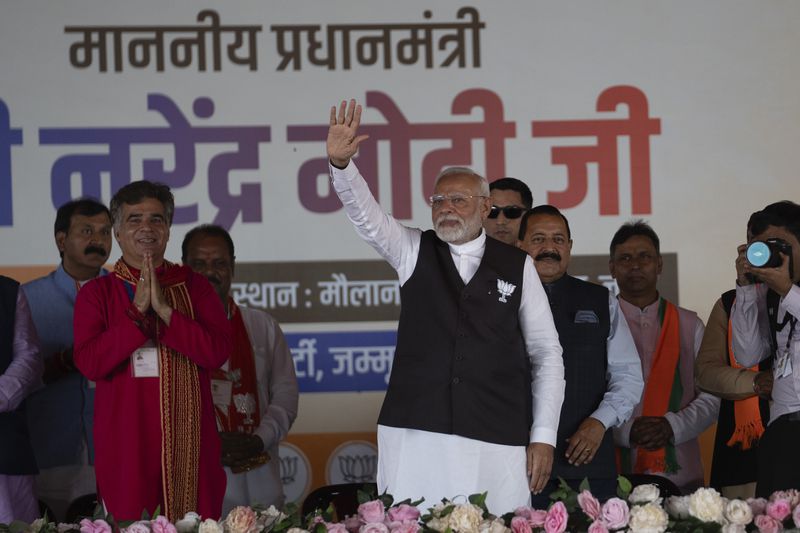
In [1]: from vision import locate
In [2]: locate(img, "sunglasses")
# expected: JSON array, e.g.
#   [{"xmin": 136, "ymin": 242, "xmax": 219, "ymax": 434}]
[{"xmin": 488, "ymin": 205, "xmax": 525, "ymax": 219}]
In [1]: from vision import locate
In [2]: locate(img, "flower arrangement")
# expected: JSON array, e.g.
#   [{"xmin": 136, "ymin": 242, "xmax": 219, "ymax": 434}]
[{"xmin": 6, "ymin": 482, "xmax": 800, "ymax": 533}]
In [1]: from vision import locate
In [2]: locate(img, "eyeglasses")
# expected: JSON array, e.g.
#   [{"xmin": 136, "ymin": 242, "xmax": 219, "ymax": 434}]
[
  {"xmin": 428, "ymin": 193, "xmax": 487, "ymax": 209},
  {"xmin": 488, "ymin": 205, "xmax": 525, "ymax": 219}
]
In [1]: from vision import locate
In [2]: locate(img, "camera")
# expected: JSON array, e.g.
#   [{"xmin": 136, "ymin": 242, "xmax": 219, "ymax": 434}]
[{"xmin": 746, "ymin": 238, "xmax": 792, "ymax": 268}]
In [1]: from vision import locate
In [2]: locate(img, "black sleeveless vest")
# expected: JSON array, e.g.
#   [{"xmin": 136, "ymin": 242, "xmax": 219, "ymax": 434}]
[
  {"xmin": 378, "ymin": 232, "xmax": 531, "ymax": 446},
  {"xmin": 0, "ymin": 275, "xmax": 38, "ymax": 475},
  {"xmin": 545, "ymin": 275, "xmax": 617, "ymax": 480}
]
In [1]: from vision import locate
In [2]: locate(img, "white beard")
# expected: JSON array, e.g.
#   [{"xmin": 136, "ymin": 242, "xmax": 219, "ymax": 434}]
[{"xmin": 434, "ymin": 213, "xmax": 483, "ymax": 244}]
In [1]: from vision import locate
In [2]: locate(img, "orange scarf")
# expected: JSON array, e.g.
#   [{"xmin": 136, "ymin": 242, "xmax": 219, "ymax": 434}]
[
  {"xmin": 634, "ymin": 298, "xmax": 682, "ymax": 474},
  {"xmin": 115, "ymin": 259, "xmax": 201, "ymax": 521},
  {"xmin": 212, "ymin": 299, "xmax": 261, "ymax": 433},
  {"xmin": 726, "ymin": 319, "xmax": 765, "ymax": 449}
]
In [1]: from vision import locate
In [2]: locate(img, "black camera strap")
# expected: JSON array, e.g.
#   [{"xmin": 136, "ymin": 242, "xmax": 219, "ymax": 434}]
[{"xmin": 768, "ymin": 287, "xmax": 799, "ymax": 353}]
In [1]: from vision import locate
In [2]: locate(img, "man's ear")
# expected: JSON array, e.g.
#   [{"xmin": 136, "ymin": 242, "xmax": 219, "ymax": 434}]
[{"xmin": 55, "ymin": 231, "xmax": 67, "ymax": 254}]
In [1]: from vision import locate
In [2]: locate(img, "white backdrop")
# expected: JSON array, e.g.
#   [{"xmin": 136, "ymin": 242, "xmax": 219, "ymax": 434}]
[{"xmin": 2, "ymin": 0, "xmax": 800, "ymax": 437}]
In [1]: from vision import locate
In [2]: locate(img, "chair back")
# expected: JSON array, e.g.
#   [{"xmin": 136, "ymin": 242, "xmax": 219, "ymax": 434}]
[{"xmin": 301, "ymin": 483, "xmax": 378, "ymax": 519}]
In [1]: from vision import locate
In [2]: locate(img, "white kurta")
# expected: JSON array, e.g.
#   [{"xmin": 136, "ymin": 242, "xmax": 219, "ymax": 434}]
[
  {"xmin": 330, "ymin": 161, "xmax": 564, "ymax": 513},
  {"xmin": 221, "ymin": 306, "xmax": 299, "ymax": 515}
]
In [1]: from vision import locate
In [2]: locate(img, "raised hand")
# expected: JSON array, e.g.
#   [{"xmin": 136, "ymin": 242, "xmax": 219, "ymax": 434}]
[{"xmin": 327, "ymin": 99, "xmax": 370, "ymax": 168}]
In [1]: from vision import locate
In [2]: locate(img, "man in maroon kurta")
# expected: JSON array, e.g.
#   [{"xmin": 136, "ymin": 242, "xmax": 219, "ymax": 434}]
[{"xmin": 73, "ymin": 182, "xmax": 231, "ymax": 521}]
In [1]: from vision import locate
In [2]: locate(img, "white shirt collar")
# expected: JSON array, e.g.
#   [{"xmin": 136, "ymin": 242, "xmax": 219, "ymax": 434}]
[{"xmin": 447, "ymin": 229, "xmax": 486, "ymax": 255}]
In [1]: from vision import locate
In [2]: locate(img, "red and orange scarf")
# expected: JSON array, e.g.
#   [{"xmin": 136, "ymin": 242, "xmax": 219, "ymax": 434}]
[
  {"xmin": 212, "ymin": 298, "xmax": 261, "ymax": 433},
  {"xmin": 115, "ymin": 259, "xmax": 201, "ymax": 521},
  {"xmin": 632, "ymin": 298, "xmax": 682, "ymax": 475},
  {"xmin": 726, "ymin": 317, "xmax": 765, "ymax": 449}
]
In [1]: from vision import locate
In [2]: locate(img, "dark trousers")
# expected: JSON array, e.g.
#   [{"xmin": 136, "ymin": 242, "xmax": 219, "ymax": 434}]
[
  {"xmin": 756, "ymin": 414, "xmax": 800, "ymax": 497},
  {"xmin": 530, "ymin": 477, "xmax": 617, "ymax": 509}
]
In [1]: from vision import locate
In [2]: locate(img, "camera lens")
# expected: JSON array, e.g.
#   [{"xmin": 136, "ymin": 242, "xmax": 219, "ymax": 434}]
[
  {"xmin": 747, "ymin": 242, "xmax": 771, "ymax": 267},
  {"xmin": 747, "ymin": 241, "xmax": 782, "ymax": 268}
]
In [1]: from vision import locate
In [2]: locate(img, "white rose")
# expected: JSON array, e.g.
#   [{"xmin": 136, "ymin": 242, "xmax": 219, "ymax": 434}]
[
  {"xmin": 447, "ymin": 504, "xmax": 483, "ymax": 533},
  {"xmin": 721, "ymin": 525, "xmax": 746, "ymax": 533},
  {"xmin": 198, "ymin": 519, "xmax": 224, "ymax": 533},
  {"xmin": 628, "ymin": 503, "xmax": 668, "ymax": 533},
  {"xmin": 664, "ymin": 496, "xmax": 691, "ymax": 519},
  {"xmin": 176, "ymin": 512, "xmax": 201, "ymax": 533},
  {"xmin": 425, "ymin": 518, "xmax": 447, "ymax": 532},
  {"xmin": 263, "ymin": 506, "xmax": 284, "ymax": 521},
  {"xmin": 478, "ymin": 518, "xmax": 508, "ymax": 533},
  {"xmin": 285, "ymin": 529, "xmax": 309, "ymax": 533},
  {"xmin": 689, "ymin": 488, "xmax": 725, "ymax": 523},
  {"xmin": 724, "ymin": 499, "xmax": 753, "ymax": 526},
  {"xmin": 629, "ymin": 484, "xmax": 661, "ymax": 505}
]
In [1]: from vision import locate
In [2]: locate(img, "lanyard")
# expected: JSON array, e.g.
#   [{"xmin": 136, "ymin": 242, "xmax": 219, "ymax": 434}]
[{"xmin": 776, "ymin": 311, "xmax": 797, "ymax": 350}]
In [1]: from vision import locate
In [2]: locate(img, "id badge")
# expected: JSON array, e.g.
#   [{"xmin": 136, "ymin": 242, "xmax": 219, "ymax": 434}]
[
  {"xmin": 774, "ymin": 346, "xmax": 793, "ymax": 379},
  {"xmin": 131, "ymin": 341, "xmax": 159, "ymax": 378},
  {"xmin": 211, "ymin": 379, "xmax": 233, "ymax": 407}
]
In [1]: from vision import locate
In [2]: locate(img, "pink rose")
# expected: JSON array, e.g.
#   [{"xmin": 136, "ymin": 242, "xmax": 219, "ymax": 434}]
[
  {"xmin": 793, "ymin": 504, "xmax": 800, "ymax": 528},
  {"xmin": 754, "ymin": 514, "xmax": 783, "ymax": 533},
  {"xmin": 389, "ymin": 523, "xmax": 419, "ymax": 533},
  {"xmin": 578, "ymin": 491, "xmax": 602, "ymax": 521},
  {"xmin": 344, "ymin": 516, "xmax": 362, "ymax": 533},
  {"xmin": 767, "ymin": 499, "xmax": 791, "ymax": 521},
  {"xmin": 358, "ymin": 501, "xmax": 386, "ymax": 525},
  {"xmin": 529, "ymin": 510, "xmax": 547, "ymax": 528},
  {"xmin": 587, "ymin": 521, "xmax": 609, "ymax": 533},
  {"xmin": 514, "ymin": 507, "xmax": 535, "ymax": 519},
  {"xmin": 326, "ymin": 524, "xmax": 349, "ymax": 533},
  {"xmin": 769, "ymin": 491, "xmax": 800, "ymax": 505},
  {"xmin": 387, "ymin": 505, "xmax": 420, "ymax": 524},
  {"xmin": 748, "ymin": 498, "xmax": 769, "ymax": 516},
  {"xmin": 225, "ymin": 506, "xmax": 258, "ymax": 533},
  {"xmin": 514, "ymin": 507, "xmax": 546, "ymax": 528},
  {"xmin": 544, "ymin": 502, "xmax": 568, "ymax": 533},
  {"xmin": 359, "ymin": 523, "xmax": 389, "ymax": 533},
  {"xmin": 601, "ymin": 498, "xmax": 629, "ymax": 530},
  {"xmin": 152, "ymin": 516, "xmax": 178, "ymax": 533},
  {"xmin": 79, "ymin": 519, "xmax": 112, "ymax": 533},
  {"xmin": 122, "ymin": 522, "xmax": 152, "ymax": 533},
  {"xmin": 510, "ymin": 516, "xmax": 532, "ymax": 533}
]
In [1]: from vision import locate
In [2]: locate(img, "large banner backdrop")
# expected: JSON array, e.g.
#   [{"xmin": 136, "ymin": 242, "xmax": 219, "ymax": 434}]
[{"xmin": 2, "ymin": 1, "xmax": 799, "ymax": 501}]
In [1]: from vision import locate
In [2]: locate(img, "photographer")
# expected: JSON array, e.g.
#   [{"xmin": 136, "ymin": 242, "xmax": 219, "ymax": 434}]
[{"xmin": 732, "ymin": 200, "xmax": 800, "ymax": 497}]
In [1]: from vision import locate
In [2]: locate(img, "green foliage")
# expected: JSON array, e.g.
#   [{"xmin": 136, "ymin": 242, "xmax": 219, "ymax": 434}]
[
  {"xmin": 616, "ymin": 475, "xmax": 632, "ymax": 499},
  {"xmin": 468, "ymin": 492, "xmax": 489, "ymax": 517},
  {"xmin": 92, "ymin": 504, "xmax": 105, "ymax": 521},
  {"xmin": 7, "ymin": 522, "xmax": 29, "ymax": 533},
  {"xmin": 548, "ymin": 478, "xmax": 578, "ymax": 513},
  {"xmin": 273, "ymin": 502, "xmax": 301, "ymax": 533}
]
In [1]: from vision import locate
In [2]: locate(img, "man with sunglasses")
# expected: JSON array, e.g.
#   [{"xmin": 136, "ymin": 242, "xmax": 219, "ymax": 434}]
[
  {"xmin": 327, "ymin": 99, "xmax": 564, "ymax": 512},
  {"xmin": 483, "ymin": 178, "xmax": 532, "ymax": 246}
]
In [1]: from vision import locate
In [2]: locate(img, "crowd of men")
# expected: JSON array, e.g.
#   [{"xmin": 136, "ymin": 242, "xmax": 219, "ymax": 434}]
[
  {"xmin": 0, "ymin": 98, "xmax": 798, "ymax": 522},
  {"xmin": 1, "ymin": 184, "xmax": 297, "ymax": 523}
]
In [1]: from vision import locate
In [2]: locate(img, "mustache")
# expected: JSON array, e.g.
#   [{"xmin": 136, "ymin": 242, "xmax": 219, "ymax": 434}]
[
  {"xmin": 535, "ymin": 252, "xmax": 561, "ymax": 262},
  {"xmin": 205, "ymin": 275, "xmax": 222, "ymax": 286},
  {"xmin": 84, "ymin": 245, "xmax": 108, "ymax": 256},
  {"xmin": 435, "ymin": 214, "xmax": 464, "ymax": 225}
]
